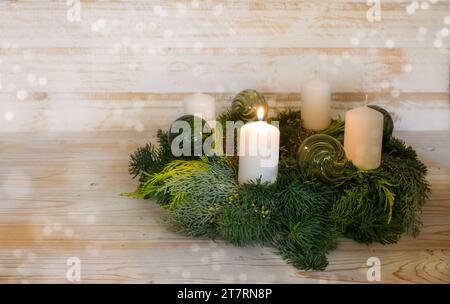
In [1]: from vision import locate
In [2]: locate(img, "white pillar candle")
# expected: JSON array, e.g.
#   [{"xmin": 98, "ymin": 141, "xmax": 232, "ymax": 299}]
[
  {"xmin": 184, "ymin": 93, "xmax": 216, "ymax": 122},
  {"xmin": 344, "ymin": 104, "xmax": 383, "ymax": 170},
  {"xmin": 301, "ymin": 78, "xmax": 332, "ymax": 131},
  {"xmin": 238, "ymin": 107, "xmax": 280, "ymax": 184}
]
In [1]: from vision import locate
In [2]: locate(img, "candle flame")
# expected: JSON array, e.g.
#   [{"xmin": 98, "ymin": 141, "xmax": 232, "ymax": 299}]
[{"xmin": 257, "ymin": 107, "xmax": 264, "ymax": 121}]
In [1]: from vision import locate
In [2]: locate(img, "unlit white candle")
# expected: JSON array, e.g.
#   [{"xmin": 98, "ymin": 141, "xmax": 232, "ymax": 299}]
[
  {"xmin": 238, "ymin": 108, "xmax": 280, "ymax": 184},
  {"xmin": 301, "ymin": 78, "xmax": 332, "ymax": 131},
  {"xmin": 344, "ymin": 104, "xmax": 383, "ymax": 170},
  {"xmin": 184, "ymin": 93, "xmax": 216, "ymax": 122}
]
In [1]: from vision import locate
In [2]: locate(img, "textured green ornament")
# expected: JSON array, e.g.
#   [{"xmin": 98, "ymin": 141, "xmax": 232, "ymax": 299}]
[
  {"xmin": 231, "ymin": 89, "xmax": 269, "ymax": 122},
  {"xmin": 297, "ymin": 134, "xmax": 347, "ymax": 183},
  {"xmin": 168, "ymin": 115, "xmax": 211, "ymax": 157},
  {"xmin": 368, "ymin": 105, "xmax": 394, "ymax": 144}
]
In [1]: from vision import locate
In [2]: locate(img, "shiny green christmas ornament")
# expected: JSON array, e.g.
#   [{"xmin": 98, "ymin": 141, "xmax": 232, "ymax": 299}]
[
  {"xmin": 231, "ymin": 89, "xmax": 269, "ymax": 123},
  {"xmin": 168, "ymin": 115, "xmax": 212, "ymax": 157},
  {"xmin": 368, "ymin": 105, "xmax": 394, "ymax": 144},
  {"xmin": 297, "ymin": 134, "xmax": 347, "ymax": 183}
]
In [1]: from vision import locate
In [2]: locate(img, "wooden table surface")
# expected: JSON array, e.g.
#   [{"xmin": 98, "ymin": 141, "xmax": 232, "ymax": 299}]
[{"xmin": 0, "ymin": 131, "xmax": 449, "ymax": 284}]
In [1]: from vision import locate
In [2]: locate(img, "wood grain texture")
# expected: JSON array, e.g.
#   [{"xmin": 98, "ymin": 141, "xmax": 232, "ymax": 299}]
[
  {"xmin": 0, "ymin": 131, "xmax": 449, "ymax": 283},
  {"xmin": 0, "ymin": 92, "xmax": 448, "ymax": 132},
  {"xmin": 1, "ymin": 0, "xmax": 449, "ymax": 49},
  {"xmin": 0, "ymin": 0, "xmax": 449, "ymax": 132}
]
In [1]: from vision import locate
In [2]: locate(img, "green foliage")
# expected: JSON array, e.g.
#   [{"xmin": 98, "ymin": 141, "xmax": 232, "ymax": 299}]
[
  {"xmin": 273, "ymin": 110, "xmax": 308, "ymax": 167},
  {"xmin": 131, "ymin": 157, "xmax": 238, "ymax": 236},
  {"xmin": 273, "ymin": 110, "xmax": 344, "ymax": 168},
  {"xmin": 128, "ymin": 129, "xmax": 174, "ymax": 183},
  {"xmin": 329, "ymin": 163, "xmax": 401, "ymax": 244},
  {"xmin": 274, "ymin": 179, "xmax": 339, "ymax": 270},
  {"xmin": 382, "ymin": 138, "xmax": 430, "ymax": 236},
  {"xmin": 125, "ymin": 109, "xmax": 429, "ymax": 271},
  {"xmin": 321, "ymin": 119, "xmax": 345, "ymax": 143},
  {"xmin": 218, "ymin": 181, "xmax": 279, "ymax": 246},
  {"xmin": 328, "ymin": 136, "xmax": 429, "ymax": 243}
]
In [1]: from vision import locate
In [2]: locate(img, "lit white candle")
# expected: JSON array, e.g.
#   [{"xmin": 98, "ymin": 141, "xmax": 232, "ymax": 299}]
[
  {"xmin": 301, "ymin": 78, "xmax": 332, "ymax": 131},
  {"xmin": 184, "ymin": 93, "xmax": 216, "ymax": 122},
  {"xmin": 238, "ymin": 107, "xmax": 280, "ymax": 184},
  {"xmin": 344, "ymin": 96, "xmax": 384, "ymax": 170}
]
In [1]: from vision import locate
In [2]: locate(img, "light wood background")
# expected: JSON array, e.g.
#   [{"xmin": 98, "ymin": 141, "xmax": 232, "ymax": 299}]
[
  {"xmin": 0, "ymin": 131, "xmax": 449, "ymax": 283},
  {"xmin": 0, "ymin": 0, "xmax": 449, "ymax": 132},
  {"xmin": 0, "ymin": 0, "xmax": 449, "ymax": 284}
]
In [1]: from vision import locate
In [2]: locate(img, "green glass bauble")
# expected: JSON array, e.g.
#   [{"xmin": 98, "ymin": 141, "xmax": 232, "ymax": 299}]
[
  {"xmin": 231, "ymin": 89, "xmax": 269, "ymax": 122},
  {"xmin": 168, "ymin": 115, "xmax": 211, "ymax": 157},
  {"xmin": 368, "ymin": 105, "xmax": 394, "ymax": 144},
  {"xmin": 297, "ymin": 134, "xmax": 347, "ymax": 183}
]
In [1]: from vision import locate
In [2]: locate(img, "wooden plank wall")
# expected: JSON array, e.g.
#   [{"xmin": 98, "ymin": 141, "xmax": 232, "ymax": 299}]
[{"xmin": 0, "ymin": 0, "xmax": 449, "ymax": 132}]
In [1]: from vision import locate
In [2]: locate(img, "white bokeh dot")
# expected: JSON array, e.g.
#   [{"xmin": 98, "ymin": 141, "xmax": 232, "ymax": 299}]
[
  {"xmin": 350, "ymin": 37, "xmax": 360, "ymax": 46},
  {"xmin": 213, "ymin": 4, "xmax": 223, "ymax": 16},
  {"xmin": 385, "ymin": 39, "xmax": 395, "ymax": 48},
  {"xmin": 163, "ymin": 29, "xmax": 174, "ymax": 39},
  {"xmin": 440, "ymin": 28, "xmax": 449, "ymax": 37},
  {"xmin": 420, "ymin": 2, "xmax": 430, "ymax": 10},
  {"xmin": 434, "ymin": 39, "xmax": 443, "ymax": 48},
  {"xmin": 445, "ymin": 16, "xmax": 450, "ymax": 25},
  {"xmin": 16, "ymin": 90, "xmax": 28, "ymax": 100},
  {"xmin": 181, "ymin": 271, "xmax": 191, "ymax": 278},
  {"xmin": 406, "ymin": 5, "xmax": 416, "ymax": 15},
  {"xmin": 391, "ymin": 89, "xmax": 400, "ymax": 98},
  {"xmin": 27, "ymin": 73, "xmax": 36, "ymax": 85},
  {"xmin": 418, "ymin": 27, "xmax": 427, "ymax": 35},
  {"xmin": 134, "ymin": 122, "xmax": 144, "ymax": 132},
  {"xmin": 38, "ymin": 76, "xmax": 48, "ymax": 86},
  {"xmin": 97, "ymin": 18, "xmax": 106, "ymax": 28},
  {"xmin": 4, "ymin": 111, "xmax": 14, "ymax": 121},
  {"xmin": 403, "ymin": 64, "xmax": 414, "ymax": 72}
]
